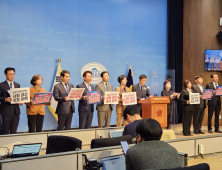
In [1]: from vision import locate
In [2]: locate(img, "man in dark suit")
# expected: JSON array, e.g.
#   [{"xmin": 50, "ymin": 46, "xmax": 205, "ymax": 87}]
[
  {"xmin": 53, "ymin": 70, "xmax": 75, "ymax": 131},
  {"xmin": 0, "ymin": 67, "xmax": 22, "ymax": 134},
  {"xmin": 191, "ymin": 75, "xmax": 206, "ymax": 134},
  {"xmin": 95, "ymin": 71, "xmax": 113, "ymax": 128},
  {"xmin": 206, "ymin": 73, "xmax": 222, "ymax": 133},
  {"xmin": 132, "ymin": 74, "xmax": 152, "ymax": 116},
  {"xmin": 76, "ymin": 71, "xmax": 94, "ymax": 129}
]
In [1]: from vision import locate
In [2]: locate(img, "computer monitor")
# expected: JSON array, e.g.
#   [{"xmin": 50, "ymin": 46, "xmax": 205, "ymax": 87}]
[
  {"xmin": 11, "ymin": 143, "xmax": 42, "ymax": 158},
  {"xmin": 100, "ymin": 154, "xmax": 125, "ymax": 170},
  {"xmin": 109, "ymin": 130, "xmax": 123, "ymax": 138}
]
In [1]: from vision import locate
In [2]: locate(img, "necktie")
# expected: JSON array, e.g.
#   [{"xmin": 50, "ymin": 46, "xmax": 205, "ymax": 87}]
[
  {"xmin": 141, "ymin": 86, "xmax": 143, "ymax": 91},
  {"xmin": 10, "ymin": 83, "xmax": 12, "ymax": 89},
  {"xmin": 65, "ymin": 83, "xmax": 69, "ymax": 94},
  {"xmin": 88, "ymin": 85, "xmax": 91, "ymax": 91},
  {"xmin": 106, "ymin": 83, "xmax": 109, "ymax": 91}
]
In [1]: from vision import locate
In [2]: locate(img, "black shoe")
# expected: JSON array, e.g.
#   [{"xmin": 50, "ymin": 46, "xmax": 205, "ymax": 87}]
[
  {"xmin": 189, "ymin": 134, "xmax": 193, "ymax": 136},
  {"xmin": 198, "ymin": 131, "xmax": 205, "ymax": 134},
  {"xmin": 194, "ymin": 131, "xmax": 199, "ymax": 134},
  {"xmin": 183, "ymin": 134, "xmax": 189, "ymax": 136},
  {"xmin": 208, "ymin": 130, "xmax": 213, "ymax": 133},
  {"xmin": 215, "ymin": 130, "xmax": 222, "ymax": 133}
]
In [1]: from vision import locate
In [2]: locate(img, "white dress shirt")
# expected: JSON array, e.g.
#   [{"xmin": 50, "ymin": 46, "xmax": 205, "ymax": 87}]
[{"xmin": 7, "ymin": 80, "xmax": 14, "ymax": 88}]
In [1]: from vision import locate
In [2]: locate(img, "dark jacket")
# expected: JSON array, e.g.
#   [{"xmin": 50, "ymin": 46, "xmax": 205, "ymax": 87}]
[
  {"xmin": 125, "ymin": 141, "xmax": 180, "ymax": 170},
  {"xmin": 0, "ymin": 81, "xmax": 20, "ymax": 115},
  {"xmin": 76, "ymin": 82, "xmax": 94, "ymax": 112},
  {"xmin": 191, "ymin": 84, "xmax": 206, "ymax": 109},
  {"xmin": 53, "ymin": 82, "xmax": 75, "ymax": 114},
  {"xmin": 206, "ymin": 82, "xmax": 221, "ymax": 106},
  {"xmin": 132, "ymin": 83, "xmax": 151, "ymax": 100},
  {"xmin": 180, "ymin": 89, "xmax": 195, "ymax": 111}
]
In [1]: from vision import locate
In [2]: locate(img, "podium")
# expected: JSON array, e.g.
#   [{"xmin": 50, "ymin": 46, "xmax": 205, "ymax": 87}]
[{"xmin": 138, "ymin": 97, "xmax": 170, "ymax": 129}]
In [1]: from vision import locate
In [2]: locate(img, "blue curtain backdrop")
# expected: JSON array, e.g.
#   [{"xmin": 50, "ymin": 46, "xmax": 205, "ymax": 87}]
[{"xmin": 0, "ymin": 0, "xmax": 167, "ymax": 132}]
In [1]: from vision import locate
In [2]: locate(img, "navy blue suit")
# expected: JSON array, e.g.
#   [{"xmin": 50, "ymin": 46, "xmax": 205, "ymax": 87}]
[
  {"xmin": 53, "ymin": 82, "xmax": 75, "ymax": 130},
  {"xmin": 76, "ymin": 82, "xmax": 94, "ymax": 129},
  {"xmin": 0, "ymin": 81, "xmax": 21, "ymax": 134},
  {"xmin": 132, "ymin": 83, "xmax": 151, "ymax": 116}
]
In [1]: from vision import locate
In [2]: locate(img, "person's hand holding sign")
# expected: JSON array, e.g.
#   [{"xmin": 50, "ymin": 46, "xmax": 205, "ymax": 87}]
[
  {"xmin": 64, "ymin": 96, "xmax": 68, "ymax": 101},
  {"xmin": 102, "ymin": 96, "xmax": 105, "ymax": 101},
  {"xmin": 79, "ymin": 95, "xmax": 82, "ymax": 100},
  {"xmin": 5, "ymin": 97, "xmax": 12, "ymax": 103},
  {"xmin": 18, "ymin": 103, "xmax": 23, "ymax": 106},
  {"xmin": 84, "ymin": 95, "xmax": 88, "ymax": 100}
]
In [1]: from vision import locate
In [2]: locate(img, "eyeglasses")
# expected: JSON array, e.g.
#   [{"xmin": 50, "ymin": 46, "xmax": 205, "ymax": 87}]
[{"xmin": 8, "ymin": 73, "xmax": 15, "ymax": 76}]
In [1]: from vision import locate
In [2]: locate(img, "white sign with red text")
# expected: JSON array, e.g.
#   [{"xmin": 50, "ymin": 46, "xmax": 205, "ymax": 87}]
[
  {"xmin": 67, "ymin": 88, "xmax": 85, "ymax": 100},
  {"xmin": 104, "ymin": 92, "xmax": 119, "ymax": 104},
  {"xmin": 122, "ymin": 92, "xmax": 137, "ymax": 106}
]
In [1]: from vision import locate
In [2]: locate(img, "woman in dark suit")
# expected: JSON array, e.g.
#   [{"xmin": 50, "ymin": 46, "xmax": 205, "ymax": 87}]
[
  {"xmin": 180, "ymin": 79, "xmax": 195, "ymax": 136},
  {"xmin": 161, "ymin": 80, "xmax": 180, "ymax": 129}
]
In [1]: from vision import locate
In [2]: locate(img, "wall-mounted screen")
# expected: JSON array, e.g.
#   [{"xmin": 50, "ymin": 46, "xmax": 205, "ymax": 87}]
[{"xmin": 205, "ymin": 50, "xmax": 222, "ymax": 71}]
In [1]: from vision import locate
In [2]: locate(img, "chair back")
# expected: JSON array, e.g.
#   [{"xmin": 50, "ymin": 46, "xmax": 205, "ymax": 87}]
[
  {"xmin": 46, "ymin": 135, "xmax": 82, "ymax": 154},
  {"xmin": 91, "ymin": 135, "xmax": 132, "ymax": 149}
]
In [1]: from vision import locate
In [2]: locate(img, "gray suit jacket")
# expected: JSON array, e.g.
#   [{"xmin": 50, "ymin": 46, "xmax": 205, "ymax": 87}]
[
  {"xmin": 125, "ymin": 141, "xmax": 180, "ymax": 170},
  {"xmin": 76, "ymin": 82, "xmax": 94, "ymax": 112},
  {"xmin": 191, "ymin": 84, "xmax": 206, "ymax": 109},
  {"xmin": 0, "ymin": 81, "xmax": 21, "ymax": 115},
  {"xmin": 53, "ymin": 82, "xmax": 75, "ymax": 115},
  {"xmin": 132, "ymin": 83, "xmax": 151, "ymax": 100},
  {"xmin": 95, "ymin": 81, "xmax": 113, "ymax": 111}
]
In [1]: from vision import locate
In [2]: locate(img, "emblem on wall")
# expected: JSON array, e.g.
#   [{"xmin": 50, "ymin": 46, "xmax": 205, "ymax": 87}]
[{"xmin": 81, "ymin": 62, "xmax": 107, "ymax": 84}]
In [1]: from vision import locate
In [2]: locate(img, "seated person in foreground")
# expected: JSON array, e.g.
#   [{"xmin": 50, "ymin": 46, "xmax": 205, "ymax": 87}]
[
  {"xmin": 122, "ymin": 105, "xmax": 142, "ymax": 138},
  {"xmin": 125, "ymin": 119, "xmax": 180, "ymax": 170}
]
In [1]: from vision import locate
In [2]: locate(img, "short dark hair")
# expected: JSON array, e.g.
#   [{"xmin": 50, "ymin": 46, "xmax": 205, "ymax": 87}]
[
  {"xmin": 61, "ymin": 70, "xmax": 70, "ymax": 77},
  {"xmin": 101, "ymin": 71, "xmax": 109, "ymax": 77},
  {"xmin": 4, "ymin": 67, "xmax": 15, "ymax": 74},
  {"xmin": 117, "ymin": 75, "xmax": 127, "ymax": 84},
  {"xmin": 183, "ymin": 79, "xmax": 191, "ymax": 88},
  {"xmin": 163, "ymin": 80, "xmax": 170, "ymax": 87},
  {"xmin": 166, "ymin": 75, "xmax": 172, "ymax": 80},
  {"xmin": 123, "ymin": 105, "xmax": 140, "ymax": 121},
  {"xmin": 195, "ymin": 75, "xmax": 203, "ymax": 80},
  {"xmin": 83, "ymin": 71, "xmax": 92, "ymax": 77},
  {"xmin": 211, "ymin": 73, "xmax": 218, "ymax": 78},
  {"xmin": 139, "ymin": 74, "xmax": 147, "ymax": 80},
  {"xmin": 30, "ymin": 75, "xmax": 43, "ymax": 86},
  {"xmin": 136, "ymin": 119, "xmax": 162, "ymax": 141}
]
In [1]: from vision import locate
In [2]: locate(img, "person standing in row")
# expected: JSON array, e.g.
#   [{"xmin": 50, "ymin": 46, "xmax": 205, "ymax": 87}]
[
  {"xmin": 132, "ymin": 74, "xmax": 151, "ymax": 117},
  {"xmin": 95, "ymin": 71, "xmax": 113, "ymax": 128},
  {"xmin": 53, "ymin": 70, "xmax": 75, "ymax": 131},
  {"xmin": 0, "ymin": 67, "xmax": 22, "ymax": 134},
  {"xmin": 180, "ymin": 79, "xmax": 195, "ymax": 136},
  {"xmin": 161, "ymin": 80, "xmax": 180, "ymax": 129},
  {"xmin": 25, "ymin": 75, "xmax": 51, "ymax": 133},
  {"xmin": 115, "ymin": 75, "xmax": 129, "ymax": 127},
  {"xmin": 76, "ymin": 71, "xmax": 94, "ymax": 129},
  {"xmin": 206, "ymin": 73, "xmax": 222, "ymax": 133},
  {"xmin": 191, "ymin": 75, "xmax": 206, "ymax": 134}
]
